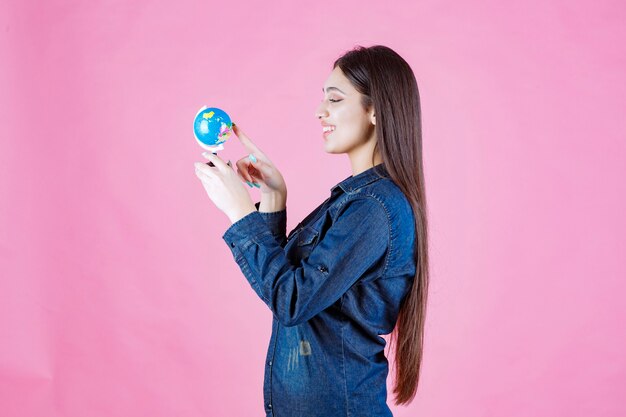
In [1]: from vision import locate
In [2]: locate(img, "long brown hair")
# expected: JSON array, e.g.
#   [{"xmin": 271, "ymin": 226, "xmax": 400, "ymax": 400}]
[{"xmin": 333, "ymin": 45, "xmax": 429, "ymax": 406}]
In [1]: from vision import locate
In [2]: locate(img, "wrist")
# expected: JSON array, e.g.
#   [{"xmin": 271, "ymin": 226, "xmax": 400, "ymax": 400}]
[
  {"xmin": 229, "ymin": 204, "xmax": 257, "ymax": 225},
  {"xmin": 259, "ymin": 191, "xmax": 287, "ymax": 213}
]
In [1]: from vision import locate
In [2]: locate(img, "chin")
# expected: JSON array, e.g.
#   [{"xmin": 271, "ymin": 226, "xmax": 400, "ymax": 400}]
[{"xmin": 323, "ymin": 140, "xmax": 338, "ymax": 153}]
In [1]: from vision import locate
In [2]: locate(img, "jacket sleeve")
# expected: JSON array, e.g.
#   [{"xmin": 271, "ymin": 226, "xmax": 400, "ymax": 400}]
[
  {"xmin": 222, "ymin": 196, "xmax": 389, "ymax": 327},
  {"xmin": 254, "ymin": 201, "xmax": 287, "ymax": 248}
]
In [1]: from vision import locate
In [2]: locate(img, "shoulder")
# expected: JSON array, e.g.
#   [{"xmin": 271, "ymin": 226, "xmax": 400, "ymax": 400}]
[
  {"xmin": 331, "ymin": 179, "xmax": 414, "ymax": 231},
  {"xmin": 364, "ymin": 179, "xmax": 417, "ymax": 276},
  {"xmin": 332, "ymin": 192, "xmax": 389, "ymax": 227},
  {"xmin": 361, "ymin": 178, "xmax": 415, "ymax": 226},
  {"xmin": 361, "ymin": 179, "xmax": 416, "ymax": 255}
]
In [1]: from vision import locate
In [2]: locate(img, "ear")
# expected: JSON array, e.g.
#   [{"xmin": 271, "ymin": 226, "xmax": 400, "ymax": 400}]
[{"xmin": 370, "ymin": 111, "xmax": 376, "ymax": 126}]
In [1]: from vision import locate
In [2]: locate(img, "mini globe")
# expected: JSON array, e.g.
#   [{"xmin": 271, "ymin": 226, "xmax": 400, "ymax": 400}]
[{"xmin": 193, "ymin": 106, "xmax": 233, "ymax": 152}]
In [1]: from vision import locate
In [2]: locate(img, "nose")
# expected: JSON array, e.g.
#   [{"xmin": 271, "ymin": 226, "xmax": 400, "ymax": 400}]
[{"xmin": 315, "ymin": 100, "xmax": 328, "ymax": 119}]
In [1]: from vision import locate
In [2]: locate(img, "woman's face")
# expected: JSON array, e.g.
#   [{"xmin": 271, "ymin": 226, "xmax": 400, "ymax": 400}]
[{"xmin": 315, "ymin": 66, "xmax": 376, "ymax": 155}]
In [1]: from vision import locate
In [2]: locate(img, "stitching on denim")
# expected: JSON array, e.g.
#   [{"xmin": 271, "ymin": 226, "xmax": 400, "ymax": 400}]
[
  {"xmin": 341, "ymin": 325, "xmax": 350, "ymax": 417},
  {"xmin": 236, "ymin": 230, "xmax": 270, "ymax": 252},
  {"xmin": 240, "ymin": 239, "xmax": 256, "ymax": 251},
  {"xmin": 365, "ymin": 193, "xmax": 392, "ymax": 279},
  {"xmin": 296, "ymin": 226, "xmax": 319, "ymax": 246},
  {"xmin": 258, "ymin": 208, "xmax": 286, "ymax": 217},
  {"xmin": 251, "ymin": 229, "xmax": 273, "ymax": 243}
]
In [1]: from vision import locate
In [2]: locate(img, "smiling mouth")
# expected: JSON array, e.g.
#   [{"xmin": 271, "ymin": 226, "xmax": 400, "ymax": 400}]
[{"xmin": 322, "ymin": 125, "xmax": 335, "ymax": 138}]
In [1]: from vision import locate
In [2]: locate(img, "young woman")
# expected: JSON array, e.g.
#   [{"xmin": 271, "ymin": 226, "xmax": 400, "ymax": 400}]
[{"xmin": 194, "ymin": 45, "xmax": 429, "ymax": 417}]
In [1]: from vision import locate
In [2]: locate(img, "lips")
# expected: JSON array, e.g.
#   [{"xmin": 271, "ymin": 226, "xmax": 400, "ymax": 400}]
[{"xmin": 322, "ymin": 124, "xmax": 335, "ymax": 139}]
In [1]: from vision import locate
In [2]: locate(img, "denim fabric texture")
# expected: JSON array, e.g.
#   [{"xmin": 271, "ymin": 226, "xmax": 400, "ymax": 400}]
[{"xmin": 222, "ymin": 163, "xmax": 416, "ymax": 417}]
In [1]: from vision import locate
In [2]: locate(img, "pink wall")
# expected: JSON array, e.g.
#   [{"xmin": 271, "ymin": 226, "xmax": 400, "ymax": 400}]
[{"xmin": 1, "ymin": 0, "xmax": 625, "ymax": 416}]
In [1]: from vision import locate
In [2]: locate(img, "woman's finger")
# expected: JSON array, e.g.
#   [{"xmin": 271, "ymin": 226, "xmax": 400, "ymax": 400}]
[
  {"xmin": 248, "ymin": 163, "xmax": 259, "ymax": 178},
  {"xmin": 232, "ymin": 125, "xmax": 268, "ymax": 160},
  {"xmin": 195, "ymin": 166, "xmax": 213, "ymax": 185},
  {"xmin": 235, "ymin": 157, "xmax": 255, "ymax": 183},
  {"xmin": 194, "ymin": 162, "xmax": 218, "ymax": 179},
  {"xmin": 201, "ymin": 152, "xmax": 229, "ymax": 172},
  {"xmin": 236, "ymin": 168, "xmax": 253, "ymax": 186}
]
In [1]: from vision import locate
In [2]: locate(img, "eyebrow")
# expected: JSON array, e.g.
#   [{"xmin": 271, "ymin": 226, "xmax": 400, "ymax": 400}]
[{"xmin": 322, "ymin": 86, "xmax": 346, "ymax": 94}]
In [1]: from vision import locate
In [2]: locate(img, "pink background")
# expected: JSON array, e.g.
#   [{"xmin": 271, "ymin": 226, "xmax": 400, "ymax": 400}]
[{"xmin": 1, "ymin": 0, "xmax": 625, "ymax": 416}]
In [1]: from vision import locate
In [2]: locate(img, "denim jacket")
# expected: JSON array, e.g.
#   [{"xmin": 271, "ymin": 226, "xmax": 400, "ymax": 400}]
[{"xmin": 222, "ymin": 163, "xmax": 416, "ymax": 417}]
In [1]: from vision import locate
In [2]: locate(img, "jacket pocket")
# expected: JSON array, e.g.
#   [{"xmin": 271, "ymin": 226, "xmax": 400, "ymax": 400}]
[{"xmin": 297, "ymin": 226, "xmax": 320, "ymax": 247}]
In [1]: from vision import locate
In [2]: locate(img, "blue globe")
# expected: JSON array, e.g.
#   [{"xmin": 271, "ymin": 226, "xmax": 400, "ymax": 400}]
[{"xmin": 193, "ymin": 106, "xmax": 232, "ymax": 151}]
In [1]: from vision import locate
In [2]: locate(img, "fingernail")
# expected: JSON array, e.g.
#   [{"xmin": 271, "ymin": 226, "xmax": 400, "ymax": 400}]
[
  {"xmin": 249, "ymin": 154, "xmax": 257, "ymax": 163},
  {"xmin": 252, "ymin": 182, "xmax": 261, "ymax": 188},
  {"xmin": 245, "ymin": 181, "xmax": 253, "ymax": 188}
]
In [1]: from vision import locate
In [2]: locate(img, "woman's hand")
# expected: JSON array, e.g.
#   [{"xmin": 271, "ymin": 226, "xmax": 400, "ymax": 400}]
[
  {"xmin": 225, "ymin": 124, "xmax": 288, "ymax": 197},
  {"xmin": 194, "ymin": 153, "xmax": 257, "ymax": 224}
]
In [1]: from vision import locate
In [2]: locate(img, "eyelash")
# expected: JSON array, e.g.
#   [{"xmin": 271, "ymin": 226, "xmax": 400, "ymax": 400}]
[{"xmin": 328, "ymin": 99, "xmax": 341, "ymax": 103}]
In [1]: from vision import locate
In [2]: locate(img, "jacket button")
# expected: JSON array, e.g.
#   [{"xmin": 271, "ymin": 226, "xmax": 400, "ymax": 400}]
[
  {"xmin": 268, "ymin": 361, "xmax": 272, "ymax": 366},
  {"xmin": 268, "ymin": 403, "xmax": 272, "ymax": 409},
  {"xmin": 230, "ymin": 242, "xmax": 235, "ymax": 247}
]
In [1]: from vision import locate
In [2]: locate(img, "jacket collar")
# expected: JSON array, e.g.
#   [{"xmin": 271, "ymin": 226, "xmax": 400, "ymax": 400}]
[{"xmin": 331, "ymin": 163, "xmax": 390, "ymax": 194}]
